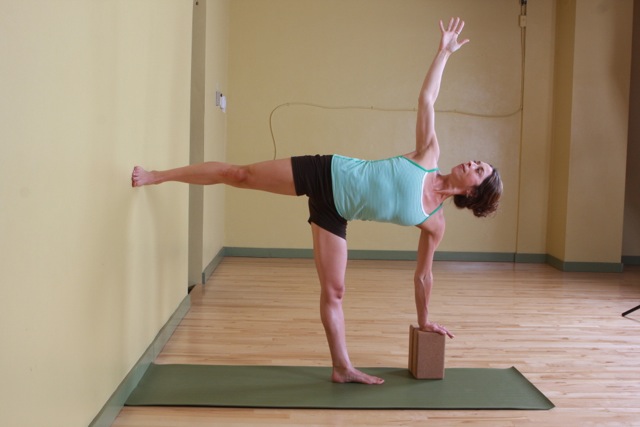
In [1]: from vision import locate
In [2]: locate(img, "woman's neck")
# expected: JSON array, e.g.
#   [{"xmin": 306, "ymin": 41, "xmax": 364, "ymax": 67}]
[{"xmin": 431, "ymin": 173, "xmax": 463, "ymax": 201}]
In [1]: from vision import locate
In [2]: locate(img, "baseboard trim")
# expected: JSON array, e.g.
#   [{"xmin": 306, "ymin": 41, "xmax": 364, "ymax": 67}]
[
  {"xmin": 546, "ymin": 255, "xmax": 624, "ymax": 273},
  {"xmin": 89, "ymin": 293, "xmax": 191, "ymax": 427},
  {"xmin": 224, "ymin": 247, "xmax": 626, "ymax": 272},
  {"xmin": 203, "ymin": 247, "xmax": 227, "ymax": 284},
  {"xmin": 225, "ymin": 247, "xmax": 314, "ymax": 259},
  {"xmin": 435, "ymin": 251, "xmax": 515, "ymax": 262},
  {"xmin": 225, "ymin": 247, "xmax": 515, "ymax": 263},
  {"xmin": 514, "ymin": 253, "xmax": 548, "ymax": 263}
]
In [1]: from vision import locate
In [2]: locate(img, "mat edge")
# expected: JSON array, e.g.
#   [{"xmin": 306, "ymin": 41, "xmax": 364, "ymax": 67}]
[{"xmin": 126, "ymin": 364, "xmax": 555, "ymax": 411}]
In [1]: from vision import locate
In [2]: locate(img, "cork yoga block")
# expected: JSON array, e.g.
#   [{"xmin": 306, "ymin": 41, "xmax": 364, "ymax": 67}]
[{"xmin": 408, "ymin": 325, "xmax": 445, "ymax": 379}]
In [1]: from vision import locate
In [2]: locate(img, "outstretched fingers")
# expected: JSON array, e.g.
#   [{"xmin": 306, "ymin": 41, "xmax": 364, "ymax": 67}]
[
  {"xmin": 436, "ymin": 323, "xmax": 455, "ymax": 339},
  {"xmin": 439, "ymin": 17, "xmax": 469, "ymax": 50},
  {"xmin": 440, "ymin": 17, "xmax": 458, "ymax": 33}
]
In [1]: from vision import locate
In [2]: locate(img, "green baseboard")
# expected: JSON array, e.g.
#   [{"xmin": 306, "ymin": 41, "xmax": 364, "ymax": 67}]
[
  {"xmin": 435, "ymin": 252, "xmax": 515, "ymax": 262},
  {"xmin": 546, "ymin": 255, "xmax": 624, "ymax": 273},
  {"xmin": 225, "ymin": 247, "xmax": 314, "ymax": 259},
  {"xmin": 514, "ymin": 253, "xmax": 548, "ymax": 263},
  {"xmin": 203, "ymin": 247, "xmax": 227, "ymax": 284},
  {"xmin": 223, "ymin": 247, "xmax": 626, "ymax": 273},
  {"xmin": 89, "ymin": 293, "xmax": 191, "ymax": 427},
  {"xmin": 224, "ymin": 247, "xmax": 517, "ymax": 263}
]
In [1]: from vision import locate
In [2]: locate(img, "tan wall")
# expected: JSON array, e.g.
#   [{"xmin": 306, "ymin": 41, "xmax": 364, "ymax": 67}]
[
  {"xmin": 189, "ymin": 0, "xmax": 206, "ymax": 285},
  {"xmin": 547, "ymin": 0, "xmax": 577, "ymax": 259},
  {"xmin": 624, "ymin": 0, "xmax": 640, "ymax": 258},
  {"xmin": 517, "ymin": 1, "xmax": 556, "ymax": 255},
  {"xmin": 566, "ymin": 0, "xmax": 632, "ymax": 262},
  {"xmin": 548, "ymin": 0, "xmax": 633, "ymax": 264},
  {"xmin": 0, "ymin": 2, "xmax": 192, "ymax": 426},
  {"xmin": 227, "ymin": 0, "xmax": 540, "ymax": 253},
  {"xmin": 226, "ymin": 0, "xmax": 633, "ymax": 265},
  {"xmin": 203, "ymin": 0, "xmax": 230, "ymax": 268}
]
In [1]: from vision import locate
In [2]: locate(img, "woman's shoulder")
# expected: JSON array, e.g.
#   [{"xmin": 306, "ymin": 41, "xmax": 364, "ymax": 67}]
[
  {"xmin": 418, "ymin": 208, "xmax": 445, "ymax": 233},
  {"xmin": 403, "ymin": 149, "xmax": 439, "ymax": 170}
]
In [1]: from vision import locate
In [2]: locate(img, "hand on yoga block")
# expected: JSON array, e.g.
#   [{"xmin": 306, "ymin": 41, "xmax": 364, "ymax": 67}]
[{"xmin": 408, "ymin": 325, "xmax": 445, "ymax": 379}]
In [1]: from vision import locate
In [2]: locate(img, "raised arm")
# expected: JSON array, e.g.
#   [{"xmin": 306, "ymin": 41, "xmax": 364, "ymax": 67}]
[{"xmin": 414, "ymin": 18, "xmax": 469, "ymax": 160}]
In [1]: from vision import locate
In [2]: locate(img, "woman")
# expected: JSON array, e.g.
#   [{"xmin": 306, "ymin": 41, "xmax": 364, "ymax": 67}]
[{"xmin": 132, "ymin": 17, "xmax": 502, "ymax": 385}]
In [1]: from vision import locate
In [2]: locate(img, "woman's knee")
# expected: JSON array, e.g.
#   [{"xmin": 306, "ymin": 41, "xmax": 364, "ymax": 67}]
[
  {"xmin": 321, "ymin": 280, "xmax": 345, "ymax": 302},
  {"xmin": 222, "ymin": 165, "xmax": 250, "ymax": 187}
]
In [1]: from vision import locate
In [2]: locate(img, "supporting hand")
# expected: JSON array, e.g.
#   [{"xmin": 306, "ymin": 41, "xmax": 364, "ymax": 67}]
[
  {"xmin": 439, "ymin": 17, "xmax": 470, "ymax": 54},
  {"xmin": 420, "ymin": 321, "xmax": 455, "ymax": 338}
]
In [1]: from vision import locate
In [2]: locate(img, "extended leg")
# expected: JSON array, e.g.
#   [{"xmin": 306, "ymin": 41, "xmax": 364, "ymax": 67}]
[
  {"xmin": 311, "ymin": 223, "xmax": 384, "ymax": 385},
  {"xmin": 131, "ymin": 159, "xmax": 296, "ymax": 196}
]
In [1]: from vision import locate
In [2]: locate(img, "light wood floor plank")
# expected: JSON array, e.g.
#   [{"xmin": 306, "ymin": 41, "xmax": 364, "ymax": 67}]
[{"xmin": 112, "ymin": 259, "xmax": 640, "ymax": 426}]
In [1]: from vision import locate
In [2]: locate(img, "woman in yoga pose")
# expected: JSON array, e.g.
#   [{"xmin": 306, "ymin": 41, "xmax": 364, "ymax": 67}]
[{"xmin": 132, "ymin": 17, "xmax": 502, "ymax": 385}]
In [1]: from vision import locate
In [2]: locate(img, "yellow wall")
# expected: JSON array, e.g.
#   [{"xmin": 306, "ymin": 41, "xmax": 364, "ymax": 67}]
[
  {"xmin": 227, "ymin": 0, "xmax": 531, "ymax": 253},
  {"xmin": 547, "ymin": 0, "xmax": 577, "ymax": 260},
  {"xmin": 517, "ymin": 1, "xmax": 556, "ymax": 256},
  {"xmin": 203, "ymin": 0, "xmax": 229, "ymax": 269},
  {"xmin": 567, "ymin": 0, "xmax": 632, "ymax": 262},
  {"xmin": 226, "ymin": 0, "xmax": 634, "ymax": 265},
  {"xmin": 548, "ymin": 0, "xmax": 633, "ymax": 264},
  {"xmin": 0, "ymin": 1, "xmax": 192, "ymax": 426}
]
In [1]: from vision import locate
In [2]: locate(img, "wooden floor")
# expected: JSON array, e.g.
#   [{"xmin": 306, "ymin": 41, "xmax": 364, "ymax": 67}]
[{"xmin": 112, "ymin": 258, "xmax": 640, "ymax": 426}]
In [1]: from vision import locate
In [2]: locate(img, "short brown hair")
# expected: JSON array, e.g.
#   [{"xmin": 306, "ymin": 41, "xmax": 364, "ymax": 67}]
[{"xmin": 453, "ymin": 166, "xmax": 502, "ymax": 217}]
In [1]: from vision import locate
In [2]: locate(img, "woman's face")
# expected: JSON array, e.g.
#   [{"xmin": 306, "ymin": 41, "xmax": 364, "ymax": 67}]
[{"xmin": 454, "ymin": 160, "xmax": 493, "ymax": 191}]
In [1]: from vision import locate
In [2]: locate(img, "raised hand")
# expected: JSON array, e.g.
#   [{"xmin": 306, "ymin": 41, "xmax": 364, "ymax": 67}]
[{"xmin": 439, "ymin": 17, "xmax": 470, "ymax": 54}]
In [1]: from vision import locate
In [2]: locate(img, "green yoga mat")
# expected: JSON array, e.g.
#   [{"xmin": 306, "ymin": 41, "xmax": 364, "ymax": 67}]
[{"xmin": 125, "ymin": 364, "xmax": 554, "ymax": 410}]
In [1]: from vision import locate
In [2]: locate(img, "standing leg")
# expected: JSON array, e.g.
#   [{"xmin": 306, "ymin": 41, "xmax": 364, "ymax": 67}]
[
  {"xmin": 131, "ymin": 159, "xmax": 296, "ymax": 196},
  {"xmin": 311, "ymin": 223, "xmax": 384, "ymax": 385}
]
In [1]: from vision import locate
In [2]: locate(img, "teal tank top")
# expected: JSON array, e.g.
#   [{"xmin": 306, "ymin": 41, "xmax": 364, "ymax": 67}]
[{"xmin": 331, "ymin": 155, "xmax": 442, "ymax": 226}]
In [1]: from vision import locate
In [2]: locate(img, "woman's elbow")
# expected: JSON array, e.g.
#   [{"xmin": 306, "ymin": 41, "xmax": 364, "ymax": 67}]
[{"xmin": 418, "ymin": 95, "xmax": 435, "ymax": 109}]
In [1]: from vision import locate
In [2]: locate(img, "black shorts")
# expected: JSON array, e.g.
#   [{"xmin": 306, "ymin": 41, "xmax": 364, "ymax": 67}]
[{"xmin": 291, "ymin": 155, "xmax": 348, "ymax": 239}]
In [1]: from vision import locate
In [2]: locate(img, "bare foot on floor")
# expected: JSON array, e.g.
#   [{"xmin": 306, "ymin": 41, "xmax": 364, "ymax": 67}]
[
  {"xmin": 131, "ymin": 166, "xmax": 156, "ymax": 187},
  {"xmin": 332, "ymin": 366, "xmax": 384, "ymax": 385}
]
